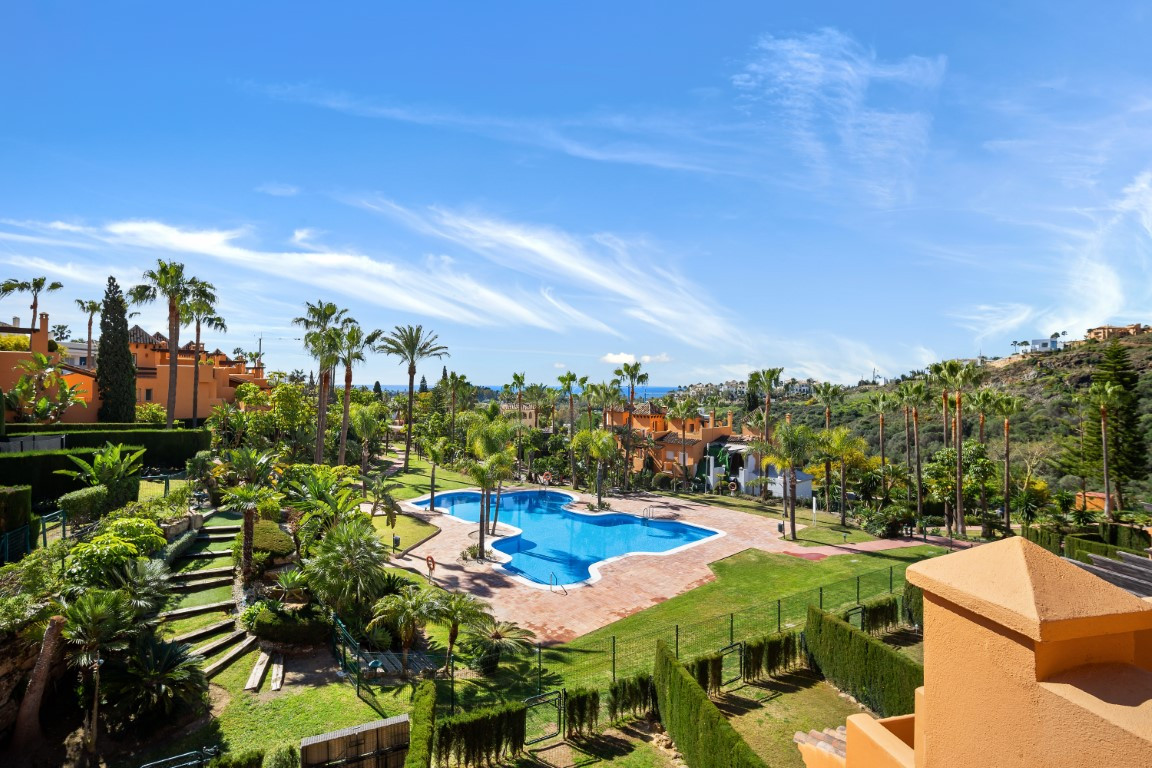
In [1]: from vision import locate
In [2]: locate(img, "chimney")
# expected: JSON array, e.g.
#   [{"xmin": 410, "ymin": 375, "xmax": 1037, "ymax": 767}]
[
  {"xmin": 709, "ymin": 410, "xmax": 716, "ymax": 427},
  {"xmin": 38, "ymin": 313, "xmax": 48, "ymax": 334},
  {"xmin": 727, "ymin": 412, "xmax": 733, "ymax": 429}
]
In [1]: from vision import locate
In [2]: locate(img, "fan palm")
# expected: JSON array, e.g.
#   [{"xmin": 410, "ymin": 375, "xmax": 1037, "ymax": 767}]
[
  {"xmin": 62, "ymin": 589, "xmax": 136, "ymax": 753},
  {"xmin": 369, "ymin": 586, "xmax": 442, "ymax": 675},
  {"xmin": 74, "ymin": 298, "xmax": 101, "ymax": 369},
  {"xmin": 102, "ymin": 634, "xmax": 208, "ymax": 729},
  {"xmin": 811, "ymin": 383, "xmax": 844, "ymax": 515},
  {"xmin": 377, "ymin": 325, "xmax": 449, "ymax": 472},
  {"xmin": 335, "ymin": 322, "xmax": 383, "ymax": 465},
  {"xmin": 434, "ymin": 592, "xmax": 491, "ymax": 670},
  {"xmin": 107, "ymin": 558, "xmax": 172, "ymax": 619},
  {"xmin": 180, "ymin": 281, "xmax": 225, "ymax": 428},
  {"xmin": 129, "ymin": 261, "xmax": 204, "ymax": 429},
  {"xmin": 1, "ymin": 275, "xmax": 64, "ymax": 327},
  {"xmin": 292, "ymin": 300, "xmax": 350, "ymax": 463},
  {"xmin": 613, "ymin": 362, "xmax": 648, "ymax": 490},
  {"xmin": 304, "ymin": 517, "xmax": 392, "ymax": 627},
  {"xmin": 465, "ymin": 615, "xmax": 536, "ymax": 675},
  {"xmin": 1089, "ymin": 381, "xmax": 1123, "ymax": 521}
]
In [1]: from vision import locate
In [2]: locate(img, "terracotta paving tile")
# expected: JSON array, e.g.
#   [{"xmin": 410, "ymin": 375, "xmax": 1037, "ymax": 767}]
[{"xmin": 395, "ymin": 489, "xmax": 969, "ymax": 643}]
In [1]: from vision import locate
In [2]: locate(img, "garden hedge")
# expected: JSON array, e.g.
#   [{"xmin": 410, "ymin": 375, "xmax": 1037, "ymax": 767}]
[
  {"xmin": 8, "ymin": 422, "xmax": 166, "ymax": 434},
  {"xmin": 0, "ymin": 447, "xmax": 116, "ymax": 503},
  {"xmin": 250, "ymin": 605, "xmax": 330, "ymax": 645},
  {"xmin": 653, "ymin": 640, "xmax": 768, "ymax": 768},
  {"xmin": 434, "ymin": 701, "xmax": 527, "ymax": 767},
  {"xmin": 1022, "ymin": 525, "xmax": 1063, "ymax": 555},
  {"xmin": 159, "ymin": 529, "xmax": 200, "ymax": 566},
  {"xmin": 1099, "ymin": 522, "xmax": 1151, "ymax": 551},
  {"xmin": 58, "ymin": 485, "xmax": 110, "ymax": 524},
  {"xmin": 902, "ymin": 583, "xmax": 923, "ymax": 629},
  {"xmin": 804, "ymin": 606, "xmax": 922, "ymax": 717},
  {"xmin": 208, "ymin": 749, "xmax": 264, "ymax": 768},
  {"xmin": 564, "ymin": 687, "xmax": 600, "ymax": 738},
  {"xmin": 1063, "ymin": 534, "xmax": 1148, "ymax": 564},
  {"xmin": 0, "ymin": 486, "xmax": 32, "ymax": 532},
  {"xmin": 405, "ymin": 680, "xmax": 437, "ymax": 768},
  {"xmin": 858, "ymin": 595, "xmax": 901, "ymax": 635},
  {"xmin": 253, "ymin": 520, "xmax": 294, "ymax": 556},
  {"xmin": 21, "ymin": 428, "xmax": 210, "ymax": 467},
  {"xmin": 607, "ymin": 672, "xmax": 655, "ymax": 721},
  {"xmin": 742, "ymin": 630, "xmax": 801, "ymax": 681}
]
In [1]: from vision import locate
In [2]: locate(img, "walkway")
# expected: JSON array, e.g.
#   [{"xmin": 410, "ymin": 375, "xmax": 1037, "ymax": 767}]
[{"xmin": 399, "ymin": 489, "xmax": 975, "ymax": 643}]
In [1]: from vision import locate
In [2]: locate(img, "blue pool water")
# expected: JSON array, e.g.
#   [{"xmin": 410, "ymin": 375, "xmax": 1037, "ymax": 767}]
[{"xmin": 412, "ymin": 490, "xmax": 718, "ymax": 586}]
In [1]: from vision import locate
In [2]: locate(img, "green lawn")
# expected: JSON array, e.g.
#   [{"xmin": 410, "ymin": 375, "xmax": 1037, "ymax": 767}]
[
  {"xmin": 167, "ymin": 583, "xmax": 235, "ymax": 611},
  {"xmin": 723, "ymin": 671, "xmax": 863, "ymax": 768},
  {"xmin": 139, "ymin": 477, "xmax": 190, "ymax": 503},
  {"xmin": 792, "ymin": 524, "xmax": 875, "ymax": 547},
  {"xmin": 159, "ymin": 610, "xmax": 233, "ymax": 639},
  {"xmin": 203, "ymin": 508, "xmax": 243, "ymax": 527},
  {"xmin": 380, "ymin": 453, "xmax": 477, "ymax": 501},
  {"xmin": 371, "ymin": 512, "xmax": 439, "ymax": 553}
]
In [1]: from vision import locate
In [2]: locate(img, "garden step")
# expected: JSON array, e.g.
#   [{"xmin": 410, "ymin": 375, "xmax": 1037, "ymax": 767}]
[
  {"xmin": 245, "ymin": 651, "xmax": 272, "ymax": 691},
  {"xmin": 181, "ymin": 550, "xmax": 232, "ymax": 560},
  {"xmin": 197, "ymin": 532, "xmax": 237, "ymax": 542},
  {"xmin": 270, "ymin": 654, "xmax": 284, "ymax": 691},
  {"xmin": 204, "ymin": 524, "xmax": 242, "ymax": 534},
  {"xmin": 204, "ymin": 635, "xmax": 259, "ymax": 679},
  {"xmin": 172, "ymin": 566, "xmax": 234, "ymax": 581},
  {"xmin": 171, "ymin": 619, "xmax": 235, "ymax": 645},
  {"xmin": 193, "ymin": 629, "xmax": 247, "ymax": 659},
  {"xmin": 158, "ymin": 600, "xmax": 235, "ymax": 620},
  {"xmin": 173, "ymin": 576, "xmax": 233, "ymax": 593}
]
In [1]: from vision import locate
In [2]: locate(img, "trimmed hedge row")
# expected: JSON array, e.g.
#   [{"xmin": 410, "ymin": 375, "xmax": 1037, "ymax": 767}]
[
  {"xmin": 902, "ymin": 583, "xmax": 923, "ymax": 629},
  {"xmin": 434, "ymin": 702, "xmax": 527, "ymax": 767},
  {"xmin": 250, "ymin": 605, "xmax": 330, "ymax": 645},
  {"xmin": 684, "ymin": 652, "xmax": 725, "ymax": 695},
  {"xmin": 0, "ymin": 447, "xmax": 111, "ymax": 503},
  {"xmin": 159, "ymin": 529, "xmax": 200, "ymax": 566},
  {"xmin": 1064, "ymin": 534, "xmax": 1148, "ymax": 564},
  {"xmin": 1022, "ymin": 525, "xmax": 1063, "ymax": 555},
  {"xmin": 653, "ymin": 640, "xmax": 767, "ymax": 768},
  {"xmin": 564, "ymin": 687, "xmax": 600, "ymax": 738},
  {"xmin": 742, "ymin": 630, "xmax": 801, "ymax": 681},
  {"xmin": 405, "ymin": 680, "xmax": 437, "ymax": 768},
  {"xmin": 607, "ymin": 672, "xmax": 656, "ymax": 721},
  {"xmin": 24, "ymin": 428, "xmax": 210, "ymax": 467},
  {"xmin": 58, "ymin": 485, "xmax": 110, "ymax": 524},
  {"xmin": 0, "ymin": 486, "xmax": 32, "ymax": 532},
  {"xmin": 8, "ymin": 422, "xmax": 167, "ymax": 433},
  {"xmin": 859, "ymin": 595, "xmax": 901, "ymax": 635},
  {"xmin": 804, "ymin": 606, "xmax": 922, "ymax": 717},
  {"xmin": 1099, "ymin": 522, "xmax": 1151, "ymax": 551}
]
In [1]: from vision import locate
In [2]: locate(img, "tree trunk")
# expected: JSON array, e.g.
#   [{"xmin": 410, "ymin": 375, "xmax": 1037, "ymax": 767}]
[
  {"xmin": 450, "ymin": 391, "xmax": 457, "ymax": 444},
  {"xmin": 1003, "ymin": 418, "xmax": 1012, "ymax": 532},
  {"xmin": 824, "ymin": 406, "xmax": 833, "ymax": 523},
  {"xmin": 913, "ymin": 408, "xmax": 924, "ymax": 532},
  {"xmin": 30, "ymin": 295, "xmax": 37, "ymax": 331},
  {"xmin": 242, "ymin": 505, "xmax": 255, "ymax": 580},
  {"xmin": 903, "ymin": 406, "xmax": 912, "ymax": 505},
  {"xmin": 191, "ymin": 320, "xmax": 202, "ymax": 428},
  {"xmin": 941, "ymin": 391, "xmax": 949, "ymax": 448},
  {"xmin": 596, "ymin": 461, "xmax": 604, "ymax": 507},
  {"xmin": 761, "ymin": 393, "xmax": 771, "ymax": 499},
  {"xmin": 166, "ymin": 300, "xmax": 179, "ymax": 429},
  {"xmin": 338, "ymin": 364, "xmax": 353, "ymax": 465},
  {"xmin": 9, "ymin": 615, "xmax": 64, "ymax": 755},
  {"xmin": 978, "ymin": 413, "xmax": 988, "ymax": 534},
  {"xmin": 491, "ymin": 481, "xmax": 504, "ymax": 533},
  {"xmin": 477, "ymin": 489, "xmax": 487, "ymax": 558},
  {"xmin": 86, "ymin": 314, "xmax": 94, "ymax": 369},
  {"xmin": 569, "ymin": 394, "xmax": 577, "ymax": 489},
  {"xmin": 879, "ymin": 413, "xmax": 887, "ymax": 500},
  {"xmin": 839, "ymin": 459, "xmax": 848, "ymax": 528},
  {"xmin": 517, "ymin": 392, "xmax": 524, "ymax": 479},
  {"xmin": 404, "ymin": 365, "xmax": 415, "ymax": 472},
  {"xmin": 681, "ymin": 427, "xmax": 688, "ymax": 495},
  {"xmin": 955, "ymin": 391, "xmax": 966, "ymax": 536},
  {"xmin": 315, "ymin": 368, "xmax": 329, "ymax": 464},
  {"xmin": 1101, "ymin": 407, "xmax": 1113, "ymax": 521},
  {"xmin": 624, "ymin": 388, "xmax": 634, "ymax": 491},
  {"xmin": 430, "ymin": 463, "xmax": 437, "ymax": 511},
  {"xmin": 789, "ymin": 466, "xmax": 798, "ymax": 541}
]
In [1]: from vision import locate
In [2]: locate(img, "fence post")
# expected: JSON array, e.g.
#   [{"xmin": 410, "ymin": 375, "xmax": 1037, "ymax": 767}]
[
  {"xmin": 537, "ymin": 644, "xmax": 543, "ymax": 693},
  {"xmin": 889, "ymin": 566, "xmax": 894, "ymax": 593},
  {"xmin": 777, "ymin": 599, "xmax": 782, "ymax": 633},
  {"xmin": 675, "ymin": 625, "xmax": 679, "ymax": 659},
  {"xmin": 856, "ymin": 575, "xmax": 860, "ymax": 604},
  {"xmin": 611, "ymin": 636, "xmax": 616, "ymax": 683},
  {"xmin": 819, "ymin": 586, "xmax": 823, "ymax": 610},
  {"xmin": 164, "ymin": 475, "xmax": 171, "ymax": 496},
  {"xmin": 451, "ymin": 654, "xmax": 457, "ymax": 715},
  {"xmin": 729, "ymin": 613, "xmax": 734, "ymax": 645}
]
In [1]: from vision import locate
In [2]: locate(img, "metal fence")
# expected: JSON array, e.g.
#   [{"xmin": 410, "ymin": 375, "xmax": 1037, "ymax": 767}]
[{"xmin": 0, "ymin": 524, "xmax": 31, "ymax": 564}]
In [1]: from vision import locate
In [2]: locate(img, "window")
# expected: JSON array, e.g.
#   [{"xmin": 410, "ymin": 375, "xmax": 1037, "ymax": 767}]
[
  {"xmin": 132, "ymin": 353, "xmax": 138, "ymax": 365},
  {"xmin": 666, "ymin": 450, "xmax": 676, "ymax": 459},
  {"xmin": 79, "ymin": 357, "xmax": 87, "ymax": 367},
  {"xmin": 145, "ymin": 388, "xmax": 153, "ymax": 402}
]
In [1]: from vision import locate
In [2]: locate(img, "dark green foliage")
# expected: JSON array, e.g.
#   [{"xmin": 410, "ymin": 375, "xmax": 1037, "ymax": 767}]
[
  {"xmin": 0, "ymin": 485, "xmax": 32, "ymax": 531},
  {"xmin": 1063, "ymin": 534, "xmax": 1148, "ymax": 564},
  {"xmin": 252, "ymin": 520, "xmax": 294, "ymax": 556},
  {"xmin": 1022, "ymin": 525, "xmax": 1063, "ymax": 555},
  {"xmin": 8, "ymin": 422, "xmax": 165, "ymax": 433},
  {"xmin": 652, "ymin": 640, "xmax": 768, "ymax": 768},
  {"xmin": 1099, "ymin": 522, "xmax": 1151, "ymax": 550},
  {"xmin": 261, "ymin": 744, "xmax": 300, "ymax": 768},
  {"xmin": 684, "ymin": 652, "xmax": 723, "ymax": 694},
  {"xmin": 405, "ymin": 680, "xmax": 437, "ymax": 768},
  {"xmin": 434, "ymin": 702, "xmax": 527, "ymax": 767},
  {"xmin": 742, "ymin": 630, "xmax": 801, "ymax": 681},
  {"xmin": 902, "ymin": 583, "xmax": 923, "ymax": 628},
  {"xmin": 564, "ymin": 687, "xmax": 600, "ymax": 738},
  {"xmin": 804, "ymin": 606, "xmax": 922, "ymax": 717},
  {"xmin": 27, "ymin": 428, "xmax": 210, "ymax": 467},
  {"xmin": 0, "ymin": 447, "xmax": 114, "ymax": 503},
  {"xmin": 1083, "ymin": 342, "xmax": 1146, "ymax": 505},
  {"xmin": 96, "ymin": 276, "xmax": 137, "ymax": 423},
  {"xmin": 607, "ymin": 672, "xmax": 655, "ymax": 721},
  {"xmin": 250, "ymin": 604, "xmax": 330, "ymax": 645},
  {"xmin": 58, "ymin": 485, "xmax": 109, "ymax": 524},
  {"xmin": 101, "ymin": 633, "xmax": 209, "ymax": 731},
  {"xmin": 208, "ymin": 749, "xmax": 265, "ymax": 768},
  {"xmin": 158, "ymin": 529, "xmax": 200, "ymax": 565},
  {"xmin": 859, "ymin": 595, "xmax": 901, "ymax": 635}
]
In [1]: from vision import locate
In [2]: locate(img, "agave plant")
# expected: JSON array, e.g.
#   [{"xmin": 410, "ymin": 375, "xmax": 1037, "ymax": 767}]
[{"xmin": 275, "ymin": 569, "xmax": 308, "ymax": 602}]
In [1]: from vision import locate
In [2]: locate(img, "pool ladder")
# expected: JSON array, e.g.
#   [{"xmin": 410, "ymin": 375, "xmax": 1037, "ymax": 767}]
[{"xmin": 549, "ymin": 572, "xmax": 568, "ymax": 595}]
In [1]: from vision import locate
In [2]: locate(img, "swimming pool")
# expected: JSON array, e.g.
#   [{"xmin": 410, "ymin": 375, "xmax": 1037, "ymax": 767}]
[{"xmin": 411, "ymin": 490, "xmax": 720, "ymax": 587}]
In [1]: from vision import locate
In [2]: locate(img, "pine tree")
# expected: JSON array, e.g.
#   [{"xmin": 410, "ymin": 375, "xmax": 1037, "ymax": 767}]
[
  {"xmin": 418, "ymin": 375, "xmax": 429, "ymax": 393},
  {"xmin": 373, "ymin": 380, "xmax": 384, "ymax": 401},
  {"xmin": 96, "ymin": 277, "xmax": 136, "ymax": 422},
  {"xmin": 1083, "ymin": 341, "xmax": 1145, "ymax": 509}
]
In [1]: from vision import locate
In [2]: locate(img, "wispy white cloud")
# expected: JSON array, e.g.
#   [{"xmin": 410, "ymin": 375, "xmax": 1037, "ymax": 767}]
[
  {"xmin": 553, "ymin": 362, "xmax": 567, "ymax": 369},
  {"xmin": 256, "ymin": 182, "xmax": 300, "ymax": 197},
  {"xmin": 601, "ymin": 353, "xmax": 635, "ymax": 364}
]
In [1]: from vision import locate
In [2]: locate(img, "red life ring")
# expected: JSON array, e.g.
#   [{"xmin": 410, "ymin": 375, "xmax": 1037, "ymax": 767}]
[
  {"xmin": 426, "ymin": 555, "xmax": 436, "ymax": 571},
  {"xmin": 542, "ymin": 471, "xmax": 553, "ymax": 484}
]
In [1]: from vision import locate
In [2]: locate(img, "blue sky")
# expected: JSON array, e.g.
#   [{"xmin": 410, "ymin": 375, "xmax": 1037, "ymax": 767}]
[{"xmin": 2, "ymin": 2, "xmax": 1152, "ymax": 387}]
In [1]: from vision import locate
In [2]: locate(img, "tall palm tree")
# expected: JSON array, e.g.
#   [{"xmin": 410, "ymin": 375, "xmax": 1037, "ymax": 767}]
[
  {"xmin": 369, "ymin": 586, "xmax": 442, "ymax": 675},
  {"xmin": 434, "ymin": 592, "xmax": 490, "ymax": 671},
  {"xmin": 748, "ymin": 367, "xmax": 784, "ymax": 440},
  {"xmin": 864, "ymin": 392, "xmax": 895, "ymax": 502},
  {"xmin": 1, "ymin": 276, "xmax": 64, "ymax": 327},
  {"xmin": 422, "ymin": 437, "xmax": 449, "ymax": 512},
  {"xmin": 74, "ymin": 298, "xmax": 101, "ymax": 369},
  {"xmin": 557, "ymin": 372, "xmax": 587, "ymax": 487},
  {"xmin": 334, "ymin": 323, "xmax": 383, "ymax": 465},
  {"xmin": 929, "ymin": 361, "xmax": 960, "ymax": 449},
  {"xmin": 822, "ymin": 426, "xmax": 867, "ymax": 526},
  {"xmin": 293, "ymin": 300, "xmax": 350, "ymax": 464},
  {"xmin": 509, "ymin": 372, "xmax": 526, "ymax": 475},
  {"xmin": 129, "ymin": 261, "xmax": 202, "ymax": 429},
  {"xmin": 350, "ymin": 402, "xmax": 385, "ymax": 480},
  {"xmin": 62, "ymin": 590, "xmax": 136, "ymax": 753},
  {"xmin": 465, "ymin": 457, "xmax": 499, "ymax": 557},
  {"xmin": 811, "ymin": 382, "xmax": 844, "ymax": 514},
  {"xmin": 576, "ymin": 429, "xmax": 618, "ymax": 506},
  {"xmin": 377, "ymin": 325, "xmax": 449, "ymax": 472},
  {"xmin": 613, "ymin": 362, "xmax": 648, "ymax": 490},
  {"xmin": 754, "ymin": 421, "xmax": 816, "ymax": 540},
  {"xmin": 665, "ymin": 397, "xmax": 699, "ymax": 493},
  {"xmin": 180, "ymin": 281, "xmax": 225, "ymax": 428},
  {"xmin": 222, "ymin": 484, "xmax": 265, "ymax": 580},
  {"xmin": 447, "ymin": 371, "xmax": 471, "ymax": 444},
  {"xmin": 940, "ymin": 362, "xmax": 983, "ymax": 535},
  {"xmin": 995, "ymin": 394, "xmax": 1024, "ymax": 532},
  {"xmin": 969, "ymin": 388, "xmax": 1000, "ymax": 530},
  {"xmin": 898, "ymin": 380, "xmax": 931, "ymax": 530},
  {"xmin": 1089, "ymin": 382, "xmax": 1122, "ymax": 521}
]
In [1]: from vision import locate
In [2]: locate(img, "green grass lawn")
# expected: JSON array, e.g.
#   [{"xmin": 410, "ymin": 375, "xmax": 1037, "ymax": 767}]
[
  {"xmin": 371, "ymin": 512, "xmax": 439, "ymax": 553},
  {"xmin": 139, "ymin": 477, "xmax": 190, "ymax": 503},
  {"xmin": 723, "ymin": 671, "xmax": 863, "ymax": 768},
  {"xmin": 203, "ymin": 508, "xmax": 243, "ymax": 527},
  {"xmin": 167, "ymin": 583, "xmax": 235, "ymax": 611},
  {"xmin": 792, "ymin": 524, "xmax": 875, "ymax": 547},
  {"xmin": 380, "ymin": 453, "xmax": 477, "ymax": 501},
  {"xmin": 159, "ymin": 610, "xmax": 233, "ymax": 639}
]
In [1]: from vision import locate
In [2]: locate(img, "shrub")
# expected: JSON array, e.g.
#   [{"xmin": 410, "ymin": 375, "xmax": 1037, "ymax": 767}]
[
  {"xmin": 158, "ymin": 529, "xmax": 200, "ymax": 566},
  {"xmin": 434, "ymin": 702, "xmax": 527, "ymax": 768},
  {"xmin": 0, "ymin": 334, "xmax": 29, "ymax": 351},
  {"xmin": 1022, "ymin": 525, "xmax": 1063, "ymax": 555},
  {"xmin": 58, "ymin": 485, "xmax": 110, "ymax": 524},
  {"xmin": 262, "ymin": 744, "xmax": 299, "ymax": 768},
  {"xmin": 0, "ymin": 447, "xmax": 108, "ymax": 503},
  {"xmin": 209, "ymin": 750, "xmax": 265, "ymax": 768},
  {"xmin": 0, "ymin": 486, "xmax": 32, "ymax": 531},
  {"xmin": 66, "ymin": 534, "xmax": 141, "ymax": 581},
  {"xmin": 607, "ymin": 673, "xmax": 655, "ymax": 721},
  {"xmin": 804, "ymin": 606, "xmax": 922, "ymax": 717},
  {"xmin": 253, "ymin": 520, "xmax": 294, "ymax": 556},
  {"xmin": 1064, "ymin": 534, "xmax": 1147, "ymax": 564},
  {"xmin": 38, "ymin": 429, "xmax": 210, "ymax": 467},
  {"xmin": 564, "ymin": 687, "xmax": 600, "ymax": 738},
  {"xmin": 55, "ymin": 442, "xmax": 145, "ymax": 510},
  {"xmin": 135, "ymin": 402, "xmax": 168, "ymax": 424},
  {"xmin": 902, "ymin": 582, "xmax": 923, "ymax": 628},
  {"xmin": 250, "ymin": 604, "xmax": 329, "ymax": 645},
  {"xmin": 8, "ymin": 423, "xmax": 165, "ymax": 433},
  {"xmin": 1099, "ymin": 522, "xmax": 1152, "ymax": 551},
  {"xmin": 105, "ymin": 517, "xmax": 166, "ymax": 555},
  {"xmin": 859, "ymin": 595, "xmax": 901, "ymax": 635},
  {"xmin": 652, "ymin": 640, "xmax": 767, "ymax": 768},
  {"xmin": 258, "ymin": 496, "xmax": 283, "ymax": 522},
  {"xmin": 405, "ymin": 680, "xmax": 436, "ymax": 768},
  {"xmin": 742, "ymin": 630, "xmax": 801, "ymax": 681}
]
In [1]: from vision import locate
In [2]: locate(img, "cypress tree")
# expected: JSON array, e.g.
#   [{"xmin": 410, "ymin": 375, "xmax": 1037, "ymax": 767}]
[
  {"xmin": 1083, "ymin": 341, "xmax": 1145, "ymax": 509},
  {"xmin": 418, "ymin": 375, "xmax": 429, "ymax": 393},
  {"xmin": 96, "ymin": 276, "xmax": 137, "ymax": 422},
  {"xmin": 372, "ymin": 380, "xmax": 383, "ymax": 401}
]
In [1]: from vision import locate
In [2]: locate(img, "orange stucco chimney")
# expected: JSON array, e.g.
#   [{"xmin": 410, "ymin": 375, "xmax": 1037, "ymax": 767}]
[{"xmin": 30, "ymin": 312, "xmax": 50, "ymax": 355}]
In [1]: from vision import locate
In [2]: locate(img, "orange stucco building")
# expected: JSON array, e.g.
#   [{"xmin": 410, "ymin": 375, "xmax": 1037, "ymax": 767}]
[
  {"xmin": 605, "ymin": 403, "xmax": 735, "ymax": 481},
  {"xmin": 797, "ymin": 537, "xmax": 1152, "ymax": 767},
  {"xmin": 1, "ymin": 314, "xmax": 268, "ymax": 423}
]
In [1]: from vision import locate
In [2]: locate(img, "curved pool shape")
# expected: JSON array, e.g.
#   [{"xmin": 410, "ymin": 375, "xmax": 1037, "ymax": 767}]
[{"xmin": 412, "ymin": 490, "xmax": 719, "ymax": 587}]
